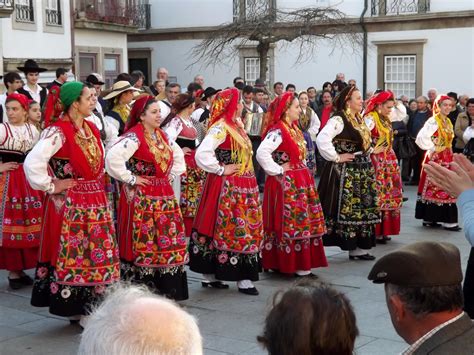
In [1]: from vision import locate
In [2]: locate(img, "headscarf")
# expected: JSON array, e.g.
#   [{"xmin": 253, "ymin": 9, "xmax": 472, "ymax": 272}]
[
  {"xmin": 262, "ymin": 92, "xmax": 304, "ymax": 164},
  {"xmin": 432, "ymin": 94, "xmax": 452, "ymax": 117},
  {"xmin": 365, "ymin": 90, "xmax": 394, "ymax": 114},
  {"xmin": 5, "ymin": 93, "xmax": 29, "ymax": 111},
  {"xmin": 333, "ymin": 85, "xmax": 358, "ymax": 112},
  {"xmin": 126, "ymin": 95, "xmax": 155, "ymax": 132},
  {"xmin": 208, "ymin": 88, "xmax": 239, "ymax": 127},
  {"xmin": 60, "ymin": 81, "xmax": 84, "ymax": 108},
  {"xmin": 43, "ymin": 85, "xmax": 63, "ymax": 127},
  {"xmin": 208, "ymin": 88, "xmax": 253, "ymax": 174}
]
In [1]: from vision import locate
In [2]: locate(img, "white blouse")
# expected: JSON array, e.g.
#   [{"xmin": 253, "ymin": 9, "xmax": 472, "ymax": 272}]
[
  {"xmin": 256, "ymin": 129, "xmax": 284, "ymax": 176},
  {"xmin": 24, "ymin": 126, "xmax": 65, "ymax": 194},
  {"xmin": 302, "ymin": 108, "xmax": 321, "ymax": 141},
  {"xmin": 85, "ymin": 113, "xmax": 119, "ymax": 151},
  {"xmin": 195, "ymin": 123, "xmax": 226, "ymax": 176},
  {"xmin": 315, "ymin": 116, "xmax": 345, "ymax": 162},
  {"xmin": 0, "ymin": 123, "xmax": 39, "ymax": 153},
  {"xmin": 415, "ymin": 117, "xmax": 437, "ymax": 151},
  {"xmin": 105, "ymin": 131, "xmax": 186, "ymax": 186}
]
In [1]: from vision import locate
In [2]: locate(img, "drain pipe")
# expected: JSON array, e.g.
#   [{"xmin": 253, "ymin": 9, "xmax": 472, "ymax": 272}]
[{"xmin": 360, "ymin": 0, "xmax": 368, "ymax": 98}]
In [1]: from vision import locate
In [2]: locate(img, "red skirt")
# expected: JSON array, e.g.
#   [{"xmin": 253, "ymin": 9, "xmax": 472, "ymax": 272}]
[
  {"xmin": 118, "ymin": 176, "xmax": 188, "ymax": 268},
  {"xmin": 0, "ymin": 165, "xmax": 44, "ymax": 270},
  {"xmin": 371, "ymin": 149, "xmax": 402, "ymax": 237},
  {"xmin": 418, "ymin": 148, "xmax": 456, "ymax": 204},
  {"xmin": 39, "ymin": 179, "xmax": 120, "ymax": 286},
  {"xmin": 181, "ymin": 151, "xmax": 206, "ymax": 236},
  {"xmin": 193, "ymin": 172, "xmax": 263, "ymax": 254},
  {"xmin": 262, "ymin": 165, "xmax": 328, "ymax": 273}
]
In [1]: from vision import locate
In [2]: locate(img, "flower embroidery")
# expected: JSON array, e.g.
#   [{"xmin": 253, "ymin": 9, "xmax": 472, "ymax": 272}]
[
  {"xmin": 50, "ymin": 282, "xmax": 59, "ymax": 294},
  {"xmin": 61, "ymin": 288, "xmax": 71, "ymax": 299},
  {"xmin": 218, "ymin": 253, "xmax": 229, "ymax": 264},
  {"xmin": 91, "ymin": 248, "xmax": 105, "ymax": 263},
  {"xmin": 36, "ymin": 267, "xmax": 48, "ymax": 279},
  {"xmin": 230, "ymin": 256, "xmax": 238, "ymax": 265}
]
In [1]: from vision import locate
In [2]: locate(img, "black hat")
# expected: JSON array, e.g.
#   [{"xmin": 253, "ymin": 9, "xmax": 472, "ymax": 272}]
[
  {"xmin": 17, "ymin": 59, "xmax": 47, "ymax": 73},
  {"xmin": 254, "ymin": 78, "xmax": 266, "ymax": 87},
  {"xmin": 86, "ymin": 73, "xmax": 105, "ymax": 86},
  {"xmin": 201, "ymin": 87, "xmax": 221, "ymax": 101},
  {"xmin": 368, "ymin": 241, "xmax": 463, "ymax": 287}
]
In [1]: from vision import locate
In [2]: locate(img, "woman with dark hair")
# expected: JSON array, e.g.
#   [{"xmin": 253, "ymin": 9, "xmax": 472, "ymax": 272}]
[
  {"xmin": 103, "ymin": 81, "xmax": 140, "ymax": 135},
  {"xmin": 0, "ymin": 93, "xmax": 43, "ymax": 289},
  {"xmin": 316, "ymin": 85, "xmax": 379, "ymax": 260},
  {"xmin": 161, "ymin": 93, "xmax": 206, "ymax": 236},
  {"xmin": 415, "ymin": 95, "xmax": 460, "ymax": 231},
  {"xmin": 257, "ymin": 92, "xmax": 327, "ymax": 277},
  {"xmin": 298, "ymin": 91, "xmax": 320, "ymax": 176},
  {"xmin": 258, "ymin": 281, "xmax": 358, "ymax": 355},
  {"xmin": 189, "ymin": 88, "xmax": 263, "ymax": 296},
  {"xmin": 105, "ymin": 95, "xmax": 188, "ymax": 300},
  {"xmin": 24, "ymin": 82, "xmax": 120, "ymax": 323},
  {"xmin": 364, "ymin": 91, "xmax": 403, "ymax": 243}
]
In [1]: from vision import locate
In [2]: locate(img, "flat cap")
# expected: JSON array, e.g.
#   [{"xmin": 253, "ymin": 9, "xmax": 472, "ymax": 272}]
[{"xmin": 368, "ymin": 241, "xmax": 463, "ymax": 287}]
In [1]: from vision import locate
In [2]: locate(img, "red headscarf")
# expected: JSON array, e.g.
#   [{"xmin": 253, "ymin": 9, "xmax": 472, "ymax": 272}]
[
  {"xmin": 365, "ymin": 90, "xmax": 394, "ymax": 114},
  {"xmin": 43, "ymin": 85, "xmax": 64, "ymax": 127},
  {"xmin": 432, "ymin": 94, "xmax": 452, "ymax": 117},
  {"xmin": 6, "ymin": 93, "xmax": 30, "ymax": 112},
  {"xmin": 208, "ymin": 88, "xmax": 239, "ymax": 128},
  {"xmin": 125, "ymin": 95, "xmax": 155, "ymax": 132},
  {"xmin": 262, "ymin": 92, "xmax": 302, "ymax": 164}
]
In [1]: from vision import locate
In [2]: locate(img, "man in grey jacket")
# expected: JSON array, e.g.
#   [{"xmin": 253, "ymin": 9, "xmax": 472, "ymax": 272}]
[{"xmin": 368, "ymin": 241, "xmax": 474, "ymax": 354}]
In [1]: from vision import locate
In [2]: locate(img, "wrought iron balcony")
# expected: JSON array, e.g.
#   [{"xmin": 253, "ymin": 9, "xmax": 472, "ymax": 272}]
[
  {"xmin": 371, "ymin": 0, "xmax": 430, "ymax": 16},
  {"xmin": 46, "ymin": 8, "xmax": 62, "ymax": 26},
  {"xmin": 15, "ymin": 1, "xmax": 35, "ymax": 23},
  {"xmin": 75, "ymin": 0, "xmax": 151, "ymax": 30},
  {"xmin": 0, "ymin": 0, "xmax": 13, "ymax": 18}
]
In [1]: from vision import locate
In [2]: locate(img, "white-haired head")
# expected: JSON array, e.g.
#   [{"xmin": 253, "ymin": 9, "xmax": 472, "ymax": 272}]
[
  {"xmin": 78, "ymin": 284, "xmax": 202, "ymax": 355},
  {"xmin": 157, "ymin": 67, "xmax": 169, "ymax": 81}
]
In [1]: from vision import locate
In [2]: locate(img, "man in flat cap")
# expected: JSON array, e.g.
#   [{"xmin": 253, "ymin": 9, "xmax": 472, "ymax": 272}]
[{"xmin": 368, "ymin": 241, "xmax": 474, "ymax": 354}]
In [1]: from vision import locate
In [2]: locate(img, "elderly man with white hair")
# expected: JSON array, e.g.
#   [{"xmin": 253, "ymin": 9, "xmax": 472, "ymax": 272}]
[{"xmin": 78, "ymin": 285, "xmax": 203, "ymax": 355}]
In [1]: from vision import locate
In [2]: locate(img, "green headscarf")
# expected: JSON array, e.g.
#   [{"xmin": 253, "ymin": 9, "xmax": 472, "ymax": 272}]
[{"xmin": 60, "ymin": 81, "xmax": 84, "ymax": 108}]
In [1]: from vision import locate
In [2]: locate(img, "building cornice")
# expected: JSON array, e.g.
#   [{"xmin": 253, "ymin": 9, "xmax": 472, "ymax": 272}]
[{"xmin": 128, "ymin": 10, "xmax": 474, "ymax": 42}]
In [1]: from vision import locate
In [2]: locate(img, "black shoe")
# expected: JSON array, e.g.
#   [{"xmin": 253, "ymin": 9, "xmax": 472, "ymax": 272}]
[
  {"xmin": 444, "ymin": 226, "xmax": 462, "ymax": 232},
  {"xmin": 20, "ymin": 274, "xmax": 34, "ymax": 286},
  {"xmin": 349, "ymin": 254, "xmax": 376, "ymax": 261},
  {"xmin": 201, "ymin": 281, "xmax": 229, "ymax": 289},
  {"xmin": 294, "ymin": 273, "xmax": 318, "ymax": 279},
  {"xmin": 403, "ymin": 197, "xmax": 409, "ymax": 202},
  {"xmin": 69, "ymin": 319, "xmax": 80, "ymax": 325},
  {"xmin": 263, "ymin": 268, "xmax": 280, "ymax": 274},
  {"xmin": 238, "ymin": 287, "xmax": 259, "ymax": 296},
  {"xmin": 376, "ymin": 238, "xmax": 387, "ymax": 244},
  {"xmin": 8, "ymin": 277, "xmax": 23, "ymax": 290},
  {"xmin": 423, "ymin": 222, "xmax": 442, "ymax": 228}
]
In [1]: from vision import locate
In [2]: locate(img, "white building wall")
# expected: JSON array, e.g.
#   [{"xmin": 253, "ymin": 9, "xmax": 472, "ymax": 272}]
[
  {"xmin": 369, "ymin": 28, "xmax": 474, "ymax": 96},
  {"xmin": 1, "ymin": 2, "xmax": 71, "ymax": 60}
]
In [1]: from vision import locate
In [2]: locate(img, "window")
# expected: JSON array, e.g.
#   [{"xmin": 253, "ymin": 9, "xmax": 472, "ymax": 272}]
[
  {"xmin": 15, "ymin": 0, "xmax": 34, "ymax": 23},
  {"xmin": 45, "ymin": 0, "xmax": 62, "ymax": 26},
  {"xmin": 79, "ymin": 53, "xmax": 97, "ymax": 82},
  {"xmin": 233, "ymin": 0, "xmax": 272, "ymax": 21},
  {"xmin": 384, "ymin": 55, "xmax": 416, "ymax": 99},
  {"xmin": 104, "ymin": 54, "xmax": 120, "ymax": 88},
  {"xmin": 244, "ymin": 57, "xmax": 269, "ymax": 86}
]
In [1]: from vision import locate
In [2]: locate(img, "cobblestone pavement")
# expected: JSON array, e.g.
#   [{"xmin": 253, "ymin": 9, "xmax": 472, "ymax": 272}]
[{"xmin": 0, "ymin": 185, "xmax": 470, "ymax": 354}]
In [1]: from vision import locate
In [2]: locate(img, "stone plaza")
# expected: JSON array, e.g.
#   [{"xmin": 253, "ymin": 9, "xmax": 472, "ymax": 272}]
[{"xmin": 0, "ymin": 185, "xmax": 470, "ymax": 355}]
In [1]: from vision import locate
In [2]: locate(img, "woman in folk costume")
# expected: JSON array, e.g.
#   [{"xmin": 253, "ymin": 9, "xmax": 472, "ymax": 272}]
[
  {"xmin": 0, "ymin": 93, "xmax": 43, "ymax": 289},
  {"xmin": 103, "ymin": 81, "xmax": 140, "ymax": 135},
  {"xmin": 106, "ymin": 95, "xmax": 189, "ymax": 300},
  {"xmin": 298, "ymin": 91, "xmax": 320, "ymax": 175},
  {"xmin": 161, "ymin": 93, "xmax": 207, "ymax": 236},
  {"xmin": 189, "ymin": 88, "xmax": 264, "ymax": 296},
  {"xmin": 256, "ymin": 92, "xmax": 327, "ymax": 277},
  {"xmin": 316, "ymin": 85, "xmax": 380, "ymax": 261},
  {"xmin": 363, "ymin": 91, "xmax": 403, "ymax": 244},
  {"xmin": 415, "ymin": 95, "xmax": 460, "ymax": 231},
  {"xmin": 24, "ymin": 82, "xmax": 120, "ymax": 323}
]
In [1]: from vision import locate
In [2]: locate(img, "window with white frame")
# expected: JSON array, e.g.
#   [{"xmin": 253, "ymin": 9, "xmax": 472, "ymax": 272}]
[
  {"xmin": 234, "ymin": 0, "xmax": 271, "ymax": 21},
  {"xmin": 15, "ymin": 0, "xmax": 34, "ymax": 23},
  {"xmin": 384, "ymin": 55, "xmax": 416, "ymax": 99},
  {"xmin": 45, "ymin": 0, "xmax": 62, "ymax": 26},
  {"xmin": 244, "ymin": 57, "xmax": 269, "ymax": 86}
]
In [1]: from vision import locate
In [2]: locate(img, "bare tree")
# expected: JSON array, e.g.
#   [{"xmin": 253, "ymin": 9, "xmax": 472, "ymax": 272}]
[{"xmin": 189, "ymin": 1, "xmax": 362, "ymax": 83}]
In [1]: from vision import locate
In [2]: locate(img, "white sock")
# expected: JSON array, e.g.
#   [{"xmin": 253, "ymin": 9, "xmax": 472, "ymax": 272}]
[
  {"xmin": 442, "ymin": 223, "xmax": 458, "ymax": 228},
  {"xmin": 237, "ymin": 280, "xmax": 254, "ymax": 289},
  {"xmin": 349, "ymin": 248, "xmax": 370, "ymax": 257},
  {"xmin": 202, "ymin": 274, "xmax": 217, "ymax": 282},
  {"xmin": 295, "ymin": 270, "xmax": 311, "ymax": 276}
]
